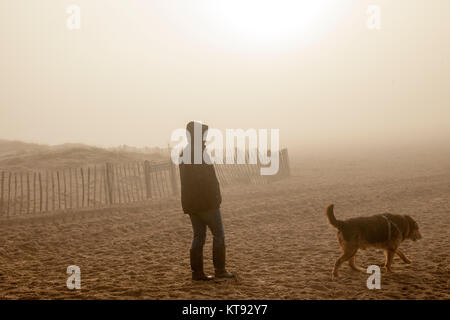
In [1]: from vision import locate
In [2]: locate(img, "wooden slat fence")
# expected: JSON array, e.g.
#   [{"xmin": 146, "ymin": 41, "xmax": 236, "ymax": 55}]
[{"xmin": 0, "ymin": 149, "xmax": 290, "ymax": 217}]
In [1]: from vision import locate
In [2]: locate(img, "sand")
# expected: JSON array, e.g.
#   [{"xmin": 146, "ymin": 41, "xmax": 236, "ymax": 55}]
[{"xmin": 0, "ymin": 152, "xmax": 449, "ymax": 299}]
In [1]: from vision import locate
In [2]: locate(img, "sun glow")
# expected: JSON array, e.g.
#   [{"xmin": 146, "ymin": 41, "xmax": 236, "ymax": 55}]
[
  {"xmin": 155, "ymin": 0, "xmax": 345, "ymax": 51},
  {"xmin": 211, "ymin": 0, "xmax": 335, "ymax": 43}
]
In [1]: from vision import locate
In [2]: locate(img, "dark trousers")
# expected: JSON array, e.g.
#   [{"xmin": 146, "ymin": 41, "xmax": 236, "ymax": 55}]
[{"xmin": 189, "ymin": 208, "xmax": 225, "ymax": 250}]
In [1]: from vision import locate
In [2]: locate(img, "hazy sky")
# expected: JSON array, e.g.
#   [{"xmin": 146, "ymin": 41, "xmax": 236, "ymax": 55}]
[{"xmin": 1, "ymin": 0, "xmax": 449, "ymax": 150}]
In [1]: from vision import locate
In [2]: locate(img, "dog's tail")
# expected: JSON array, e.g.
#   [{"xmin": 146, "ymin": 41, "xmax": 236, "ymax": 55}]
[{"xmin": 326, "ymin": 204, "xmax": 343, "ymax": 230}]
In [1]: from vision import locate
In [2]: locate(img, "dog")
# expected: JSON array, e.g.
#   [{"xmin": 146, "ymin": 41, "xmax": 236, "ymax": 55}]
[{"xmin": 326, "ymin": 204, "xmax": 422, "ymax": 279}]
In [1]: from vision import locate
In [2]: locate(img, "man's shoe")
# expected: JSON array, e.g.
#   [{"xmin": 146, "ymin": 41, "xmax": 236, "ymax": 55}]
[
  {"xmin": 213, "ymin": 244, "xmax": 235, "ymax": 279},
  {"xmin": 214, "ymin": 269, "xmax": 235, "ymax": 279},
  {"xmin": 192, "ymin": 272, "xmax": 215, "ymax": 281},
  {"xmin": 190, "ymin": 248, "xmax": 214, "ymax": 281}
]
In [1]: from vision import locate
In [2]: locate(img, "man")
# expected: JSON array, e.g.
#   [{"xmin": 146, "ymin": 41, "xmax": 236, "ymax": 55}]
[{"xmin": 179, "ymin": 121, "xmax": 234, "ymax": 281}]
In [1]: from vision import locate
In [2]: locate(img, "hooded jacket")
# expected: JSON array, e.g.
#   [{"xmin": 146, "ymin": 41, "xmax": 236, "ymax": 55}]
[{"xmin": 179, "ymin": 122, "xmax": 222, "ymax": 214}]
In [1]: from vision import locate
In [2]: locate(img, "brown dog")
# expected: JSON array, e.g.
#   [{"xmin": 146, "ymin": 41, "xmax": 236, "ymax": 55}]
[{"xmin": 326, "ymin": 204, "xmax": 422, "ymax": 279}]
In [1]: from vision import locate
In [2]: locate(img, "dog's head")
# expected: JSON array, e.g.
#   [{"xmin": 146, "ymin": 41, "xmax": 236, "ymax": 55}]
[{"xmin": 404, "ymin": 215, "xmax": 422, "ymax": 241}]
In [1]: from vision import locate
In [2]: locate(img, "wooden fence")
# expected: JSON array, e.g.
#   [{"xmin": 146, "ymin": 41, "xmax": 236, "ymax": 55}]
[{"xmin": 0, "ymin": 148, "xmax": 290, "ymax": 218}]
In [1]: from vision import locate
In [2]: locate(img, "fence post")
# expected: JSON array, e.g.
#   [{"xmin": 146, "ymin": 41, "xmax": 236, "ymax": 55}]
[
  {"xmin": 169, "ymin": 162, "xmax": 178, "ymax": 196},
  {"xmin": 144, "ymin": 161, "xmax": 152, "ymax": 199},
  {"xmin": 69, "ymin": 169, "xmax": 72, "ymax": 209},
  {"xmin": 39, "ymin": 172, "xmax": 43, "ymax": 213},
  {"xmin": 7, "ymin": 172, "xmax": 11, "ymax": 217},
  {"xmin": 80, "ymin": 168, "xmax": 84, "ymax": 207},
  {"xmin": 87, "ymin": 167, "xmax": 91, "ymax": 207},
  {"xmin": 105, "ymin": 163, "xmax": 114, "ymax": 205},
  {"xmin": 0, "ymin": 171, "xmax": 3, "ymax": 216},
  {"xmin": 137, "ymin": 163, "xmax": 145, "ymax": 200},
  {"xmin": 126, "ymin": 164, "xmax": 135, "ymax": 202},
  {"xmin": 93, "ymin": 166, "xmax": 97, "ymax": 207},
  {"xmin": 115, "ymin": 165, "xmax": 122, "ymax": 204},
  {"xmin": 110, "ymin": 163, "xmax": 116, "ymax": 204},
  {"xmin": 56, "ymin": 171, "xmax": 60, "ymax": 210},
  {"xmin": 75, "ymin": 168, "xmax": 79, "ymax": 209},
  {"xmin": 104, "ymin": 164, "xmax": 109, "ymax": 205},
  {"xmin": 102, "ymin": 165, "xmax": 108, "ymax": 205},
  {"xmin": 120, "ymin": 165, "xmax": 128, "ymax": 203},
  {"xmin": 32, "ymin": 172, "xmax": 37, "ymax": 214},
  {"xmin": 63, "ymin": 170, "xmax": 67, "ymax": 210},
  {"xmin": 13, "ymin": 173, "xmax": 17, "ymax": 216},
  {"xmin": 27, "ymin": 172, "xmax": 31, "ymax": 214},
  {"xmin": 155, "ymin": 168, "xmax": 163, "ymax": 198},
  {"xmin": 20, "ymin": 173, "xmax": 23, "ymax": 215},
  {"xmin": 46, "ymin": 171, "xmax": 49, "ymax": 212},
  {"xmin": 99, "ymin": 168, "xmax": 104, "ymax": 206},
  {"xmin": 278, "ymin": 149, "xmax": 285, "ymax": 178},
  {"xmin": 132, "ymin": 163, "xmax": 140, "ymax": 201},
  {"xmin": 283, "ymin": 148, "xmax": 291, "ymax": 177},
  {"xmin": 51, "ymin": 171, "xmax": 55, "ymax": 211}
]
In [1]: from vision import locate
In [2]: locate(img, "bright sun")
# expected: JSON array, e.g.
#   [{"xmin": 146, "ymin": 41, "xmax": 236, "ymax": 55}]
[
  {"xmin": 213, "ymin": 1, "xmax": 329, "ymax": 39},
  {"xmin": 155, "ymin": 0, "xmax": 344, "ymax": 51}
]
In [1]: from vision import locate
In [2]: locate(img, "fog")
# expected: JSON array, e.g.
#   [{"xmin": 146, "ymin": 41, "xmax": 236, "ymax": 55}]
[{"xmin": 1, "ymin": 0, "xmax": 449, "ymax": 155}]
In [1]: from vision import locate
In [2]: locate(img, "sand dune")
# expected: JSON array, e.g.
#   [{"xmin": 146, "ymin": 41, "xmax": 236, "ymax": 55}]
[
  {"xmin": 0, "ymin": 154, "xmax": 449, "ymax": 300},
  {"xmin": 0, "ymin": 139, "xmax": 166, "ymax": 171}
]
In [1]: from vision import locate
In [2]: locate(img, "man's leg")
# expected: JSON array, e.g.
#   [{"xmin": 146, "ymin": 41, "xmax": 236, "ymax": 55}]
[
  {"xmin": 189, "ymin": 213, "xmax": 213, "ymax": 281},
  {"xmin": 204, "ymin": 209, "xmax": 235, "ymax": 279}
]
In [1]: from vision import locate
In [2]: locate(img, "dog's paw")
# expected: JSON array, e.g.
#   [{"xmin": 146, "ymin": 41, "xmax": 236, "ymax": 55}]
[
  {"xmin": 382, "ymin": 266, "xmax": 393, "ymax": 273},
  {"xmin": 353, "ymin": 266, "xmax": 366, "ymax": 273},
  {"xmin": 404, "ymin": 259, "xmax": 412, "ymax": 264}
]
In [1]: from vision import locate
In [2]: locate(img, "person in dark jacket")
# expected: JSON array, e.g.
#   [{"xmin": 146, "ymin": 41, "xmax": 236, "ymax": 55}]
[{"xmin": 179, "ymin": 121, "xmax": 234, "ymax": 281}]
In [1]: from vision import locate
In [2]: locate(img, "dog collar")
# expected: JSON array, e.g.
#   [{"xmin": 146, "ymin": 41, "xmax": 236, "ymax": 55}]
[{"xmin": 382, "ymin": 215, "xmax": 403, "ymax": 241}]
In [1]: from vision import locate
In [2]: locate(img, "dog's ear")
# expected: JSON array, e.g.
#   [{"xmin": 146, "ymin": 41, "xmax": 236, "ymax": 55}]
[{"xmin": 404, "ymin": 215, "xmax": 418, "ymax": 230}]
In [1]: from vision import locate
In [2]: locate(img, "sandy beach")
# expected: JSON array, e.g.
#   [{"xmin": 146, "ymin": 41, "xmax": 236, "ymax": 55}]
[{"xmin": 0, "ymin": 150, "xmax": 448, "ymax": 300}]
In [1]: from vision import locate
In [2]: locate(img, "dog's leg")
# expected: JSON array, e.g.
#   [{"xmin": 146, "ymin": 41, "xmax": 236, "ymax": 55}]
[
  {"xmin": 396, "ymin": 249, "xmax": 412, "ymax": 264},
  {"xmin": 348, "ymin": 255, "xmax": 364, "ymax": 272},
  {"xmin": 381, "ymin": 251, "xmax": 388, "ymax": 268},
  {"xmin": 332, "ymin": 248, "xmax": 357, "ymax": 279},
  {"xmin": 383, "ymin": 249, "xmax": 395, "ymax": 272}
]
